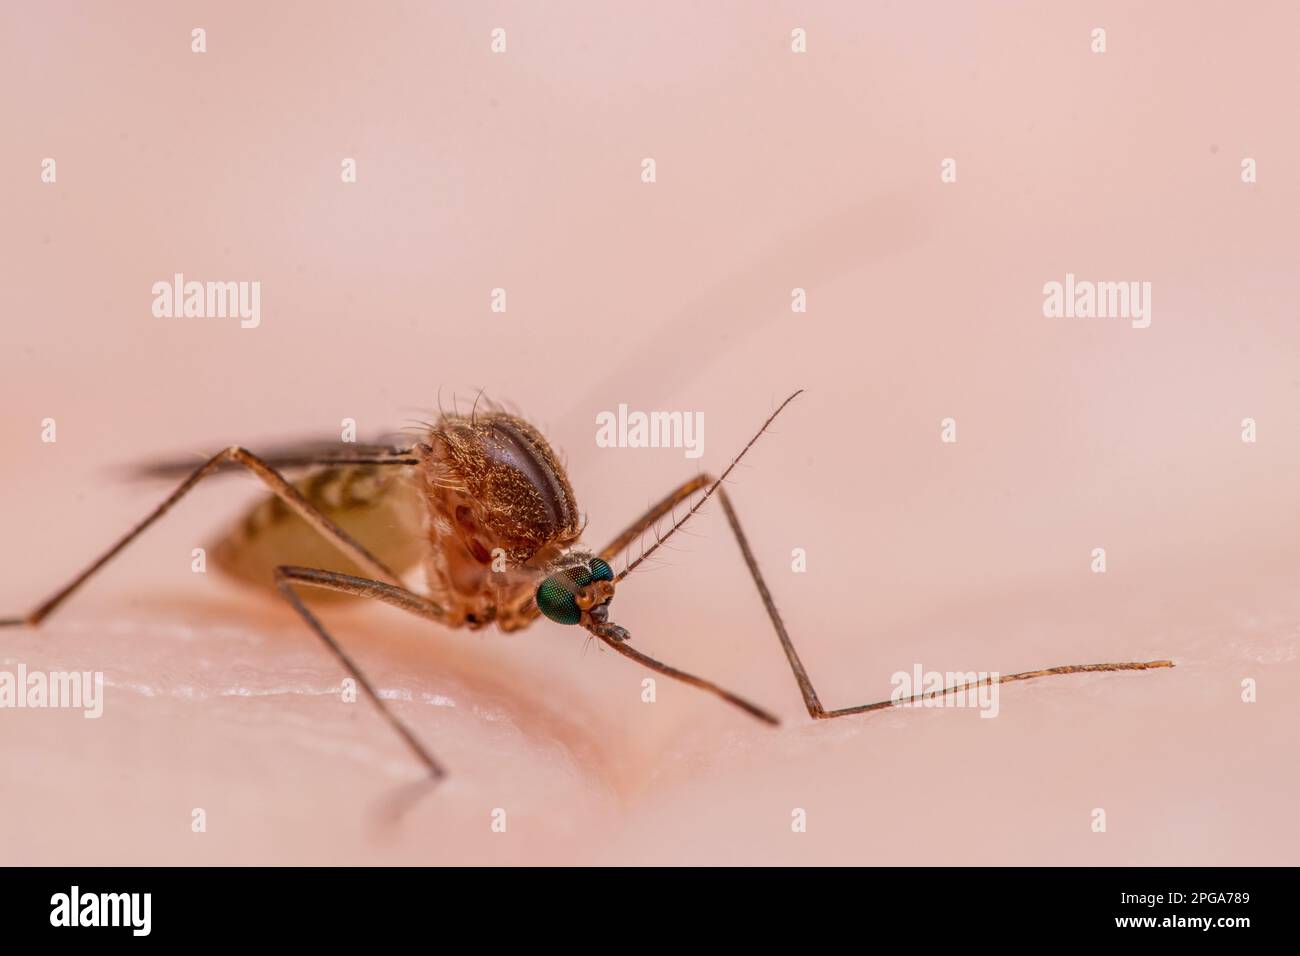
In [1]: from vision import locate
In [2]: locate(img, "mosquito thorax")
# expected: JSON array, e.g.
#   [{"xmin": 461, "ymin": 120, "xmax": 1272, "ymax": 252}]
[
  {"xmin": 422, "ymin": 413, "xmax": 581, "ymax": 564},
  {"xmin": 416, "ymin": 410, "xmax": 584, "ymax": 631}
]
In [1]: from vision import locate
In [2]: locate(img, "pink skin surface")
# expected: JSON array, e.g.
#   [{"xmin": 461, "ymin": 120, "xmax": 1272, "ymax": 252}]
[{"xmin": 2, "ymin": 3, "xmax": 1298, "ymax": 864}]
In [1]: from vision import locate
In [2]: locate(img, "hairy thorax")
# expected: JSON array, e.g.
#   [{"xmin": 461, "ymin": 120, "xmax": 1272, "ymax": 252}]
[{"xmin": 417, "ymin": 412, "xmax": 582, "ymax": 631}]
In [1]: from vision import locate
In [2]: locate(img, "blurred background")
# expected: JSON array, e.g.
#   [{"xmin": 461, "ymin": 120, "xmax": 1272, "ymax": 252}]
[{"xmin": 0, "ymin": 1, "xmax": 1297, "ymax": 864}]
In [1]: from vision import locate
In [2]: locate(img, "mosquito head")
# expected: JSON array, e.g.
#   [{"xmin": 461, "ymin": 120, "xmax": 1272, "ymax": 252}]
[{"xmin": 535, "ymin": 555, "xmax": 629, "ymax": 641}]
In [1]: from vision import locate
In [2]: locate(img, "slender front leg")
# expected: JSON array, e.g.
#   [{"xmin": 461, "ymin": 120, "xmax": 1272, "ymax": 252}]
[
  {"xmin": 598, "ymin": 474, "xmax": 712, "ymax": 563},
  {"xmin": 583, "ymin": 627, "xmax": 779, "ymax": 725},
  {"xmin": 605, "ymin": 473, "xmax": 1173, "ymax": 721},
  {"xmin": 713, "ymin": 484, "xmax": 1173, "ymax": 718},
  {"xmin": 1, "ymin": 446, "xmax": 403, "ymax": 628}
]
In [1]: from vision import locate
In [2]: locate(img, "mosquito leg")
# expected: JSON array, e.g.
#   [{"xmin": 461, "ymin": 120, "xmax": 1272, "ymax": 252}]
[
  {"xmin": 600, "ymin": 468, "xmax": 1170, "ymax": 723},
  {"xmin": 586, "ymin": 394, "xmax": 796, "ymax": 724},
  {"xmin": 591, "ymin": 470, "xmax": 790, "ymax": 724},
  {"xmin": 273, "ymin": 565, "xmax": 446, "ymax": 779},
  {"xmin": 712, "ymin": 484, "xmax": 1174, "ymax": 719},
  {"xmin": 1, "ymin": 446, "xmax": 405, "ymax": 628},
  {"xmin": 593, "ymin": 476, "xmax": 780, "ymax": 725},
  {"xmin": 583, "ymin": 626, "xmax": 779, "ymax": 725},
  {"xmin": 598, "ymin": 474, "xmax": 712, "ymax": 562},
  {"xmin": 599, "ymin": 388, "xmax": 1172, "ymax": 719}
]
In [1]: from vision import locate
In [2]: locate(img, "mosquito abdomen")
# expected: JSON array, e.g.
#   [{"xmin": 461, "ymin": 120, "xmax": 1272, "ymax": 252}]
[{"xmin": 212, "ymin": 464, "xmax": 425, "ymax": 597}]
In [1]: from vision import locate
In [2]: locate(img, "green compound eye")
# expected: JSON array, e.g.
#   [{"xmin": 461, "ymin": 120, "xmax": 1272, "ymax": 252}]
[
  {"xmin": 588, "ymin": 557, "xmax": 614, "ymax": 583},
  {"xmin": 535, "ymin": 566, "xmax": 591, "ymax": 625},
  {"xmin": 535, "ymin": 559, "xmax": 615, "ymax": 625}
]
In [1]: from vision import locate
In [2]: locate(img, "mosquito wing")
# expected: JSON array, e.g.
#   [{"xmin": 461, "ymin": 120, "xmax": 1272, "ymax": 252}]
[
  {"xmin": 128, "ymin": 438, "xmax": 428, "ymax": 599},
  {"xmin": 126, "ymin": 439, "xmax": 420, "ymax": 480}
]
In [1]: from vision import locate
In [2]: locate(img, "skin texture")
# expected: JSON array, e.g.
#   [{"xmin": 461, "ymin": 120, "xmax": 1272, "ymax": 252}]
[{"xmin": 2, "ymin": 2, "xmax": 1299, "ymax": 865}]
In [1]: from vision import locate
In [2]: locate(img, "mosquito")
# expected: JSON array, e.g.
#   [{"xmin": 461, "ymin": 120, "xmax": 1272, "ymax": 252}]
[{"xmin": 1, "ymin": 390, "xmax": 1172, "ymax": 785}]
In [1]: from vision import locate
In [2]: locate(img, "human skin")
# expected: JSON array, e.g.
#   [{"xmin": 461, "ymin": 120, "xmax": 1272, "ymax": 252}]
[{"xmin": 2, "ymin": 2, "xmax": 1298, "ymax": 865}]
